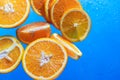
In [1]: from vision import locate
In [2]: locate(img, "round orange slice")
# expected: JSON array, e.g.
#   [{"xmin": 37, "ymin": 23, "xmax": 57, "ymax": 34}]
[
  {"xmin": 22, "ymin": 38, "xmax": 67, "ymax": 80},
  {"xmin": 51, "ymin": 33, "xmax": 82, "ymax": 60},
  {"xmin": 0, "ymin": 0, "xmax": 30, "ymax": 28},
  {"xmin": 0, "ymin": 36, "xmax": 24, "ymax": 73},
  {"xmin": 44, "ymin": 0, "xmax": 56, "ymax": 22},
  {"xmin": 17, "ymin": 22, "xmax": 51, "ymax": 44},
  {"xmin": 60, "ymin": 8, "xmax": 91, "ymax": 42},
  {"xmin": 31, "ymin": 0, "xmax": 46, "ymax": 16},
  {"xmin": 50, "ymin": 0, "xmax": 82, "ymax": 29}
]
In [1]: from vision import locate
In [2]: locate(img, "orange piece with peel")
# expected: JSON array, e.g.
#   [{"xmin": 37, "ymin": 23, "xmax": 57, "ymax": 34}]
[
  {"xmin": 44, "ymin": 0, "xmax": 56, "ymax": 22},
  {"xmin": 50, "ymin": 0, "xmax": 82, "ymax": 29},
  {"xmin": 22, "ymin": 38, "xmax": 67, "ymax": 80},
  {"xmin": 17, "ymin": 22, "xmax": 51, "ymax": 44},
  {"xmin": 0, "ymin": 0, "xmax": 30, "ymax": 28},
  {"xmin": 60, "ymin": 8, "xmax": 91, "ymax": 42},
  {"xmin": 31, "ymin": 0, "xmax": 46, "ymax": 16},
  {"xmin": 0, "ymin": 36, "xmax": 24, "ymax": 73},
  {"xmin": 51, "ymin": 33, "xmax": 82, "ymax": 60}
]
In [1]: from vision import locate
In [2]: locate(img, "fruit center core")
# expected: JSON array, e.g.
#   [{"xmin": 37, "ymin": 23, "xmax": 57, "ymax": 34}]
[
  {"xmin": 74, "ymin": 23, "xmax": 79, "ymax": 27},
  {"xmin": 0, "ymin": 2, "xmax": 15, "ymax": 13},
  {"xmin": 40, "ymin": 51, "xmax": 52, "ymax": 66},
  {"xmin": 0, "ymin": 38, "xmax": 21, "ymax": 62},
  {"xmin": 0, "ymin": 43, "xmax": 16, "ymax": 62}
]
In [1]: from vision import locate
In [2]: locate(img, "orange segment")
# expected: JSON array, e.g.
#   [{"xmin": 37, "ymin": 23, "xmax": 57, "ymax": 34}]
[
  {"xmin": 0, "ymin": 36, "xmax": 24, "ymax": 73},
  {"xmin": 60, "ymin": 8, "xmax": 91, "ymax": 42},
  {"xmin": 17, "ymin": 22, "xmax": 51, "ymax": 44},
  {"xmin": 44, "ymin": 0, "xmax": 56, "ymax": 22},
  {"xmin": 22, "ymin": 38, "xmax": 67, "ymax": 80},
  {"xmin": 0, "ymin": 0, "xmax": 30, "ymax": 28},
  {"xmin": 31, "ymin": 0, "xmax": 46, "ymax": 16},
  {"xmin": 51, "ymin": 33, "xmax": 82, "ymax": 60},
  {"xmin": 50, "ymin": 0, "xmax": 82, "ymax": 29}
]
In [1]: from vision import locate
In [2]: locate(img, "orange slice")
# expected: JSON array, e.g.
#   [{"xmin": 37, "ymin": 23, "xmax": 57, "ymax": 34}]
[
  {"xmin": 60, "ymin": 8, "xmax": 91, "ymax": 42},
  {"xmin": 0, "ymin": 0, "xmax": 30, "ymax": 28},
  {"xmin": 31, "ymin": 0, "xmax": 46, "ymax": 16},
  {"xmin": 50, "ymin": 0, "xmax": 82, "ymax": 29},
  {"xmin": 17, "ymin": 22, "xmax": 51, "ymax": 44},
  {"xmin": 44, "ymin": 0, "xmax": 56, "ymax": 22},
  {"xmin": 0, "ymin": 36, "xmax": 24, "ymax": 73},
  {"xmin": 51, "ymin": 33, "xmax": 82, "ymax": 60},
  {"xmin": 22, "ymin": 38, "xmax": 67, "ymax": 80}
]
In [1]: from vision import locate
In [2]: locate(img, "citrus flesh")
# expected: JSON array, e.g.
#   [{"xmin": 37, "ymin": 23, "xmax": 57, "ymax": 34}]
[
  {"xmin": 31, "ymin": 0, "xmax": 46, "ymax": 15},
  {"xmin": 60, "ymin": 9, "xmax": 91, "ymax": 42},
  {"xmin": 0, "ymin": 0, "xmax": 30, "ymax": 28},
  {"xmin": 44, "ymin": 0, "xmax": 56, "ymax": 22},
  {"xmin": 17, "ymin": 22, "xmax": 51, "ymax": 44},
  {"xmin": 0, "ymin": 36, "xmax": 24, "ymax": 73},
  {"xmin": 50, "ymin": 0, "xmax": 82, "ymax": 29},
  {"xmin": 51, "ymin": 33, "xmax": 82, "ymax": 60},
  {"xmin": 22, "ymin": 38, "xmax": 67, "ymax": 80}
]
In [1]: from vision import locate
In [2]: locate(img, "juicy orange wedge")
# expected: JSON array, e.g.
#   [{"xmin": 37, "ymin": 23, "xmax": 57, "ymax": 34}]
[
  {"xmin": 22, "ymin": 38, "xmax": 67, "ymax": 80},
  {"xmin": 0, "ymin": 36, "xmax": 24, "ymax": 73},
  {"xmin": 51, "ymin": 33, "xmax": 82, "ymax": 60},
  {"xmin": 0, "ymin": 0, "xmax": 30, "ymax": 28},
  {"xmin": 17, "ymin": 22, "xmax": 51, "ymax": 44}
]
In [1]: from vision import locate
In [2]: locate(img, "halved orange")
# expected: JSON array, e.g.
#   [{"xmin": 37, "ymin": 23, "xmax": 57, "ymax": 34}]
[
  {"xmin": 22, "ymin": 38, "xmax": 67, "ymax": 80},
  {"xmin": 17, "ymin": 22, "xmax": 51, "ymax": 44},
  {"xmin": 50, "ymin": 0, "xmax": 82, "ymax": 29},
  {"xmin": 60, "ymin": 8, "xmax": 91, "ymax": 42},
  {"xmin": 0, "ymin": 0, "xmax": 30, "ymax": 28},
  {"xmin": 44, "ymin": 0, "xmax": 56, "ymax": 22},
  {"xmin": 51, "ymin": 33, "xmax": 82, "ymax": 60},
  {"xmin": 0, "ymin": 36, "xmax": 24, "ymax": 73},
  {"xmin": 31, "ymin": 0, "xmax": 46, "ymax": 16}
]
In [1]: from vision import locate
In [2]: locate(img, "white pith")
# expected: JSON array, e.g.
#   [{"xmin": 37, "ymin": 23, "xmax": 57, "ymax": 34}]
[
  {"xmin": 74, "ymin": 23, "xmax": 79, "ymax": 27},
  {"xmin": 0, "ymin": 37, "xmax": 21, "ymax": 62},
  {"xmin": 22, "ymin": 25, "xmax": 49, "ymax": 33},
  {"xmin": 0, "ymin": 2, "xmax": 15, "ymax": 13},
  {"xmin": 40, "ymin": 51, "xmax": 52, "ymax": 67}
]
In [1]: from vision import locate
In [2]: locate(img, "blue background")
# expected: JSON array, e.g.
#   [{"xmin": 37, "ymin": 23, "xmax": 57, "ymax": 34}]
[{"xmin": 0, "ymin": 0, "xmax": 120, "ymax": 80}]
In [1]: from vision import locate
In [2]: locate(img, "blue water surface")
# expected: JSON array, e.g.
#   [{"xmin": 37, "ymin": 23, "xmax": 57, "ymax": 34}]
[{"xmin": 0, "ymin": 0, "xmax": 120, "ymax": 80}]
